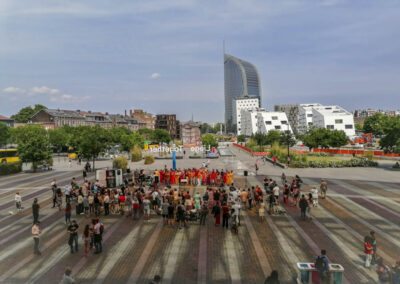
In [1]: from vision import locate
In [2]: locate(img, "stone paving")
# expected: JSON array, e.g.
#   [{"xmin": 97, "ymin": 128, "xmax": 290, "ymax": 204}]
[{"xmin": 0, "ymin": 151, "xmax": 399, "ymax": 283}]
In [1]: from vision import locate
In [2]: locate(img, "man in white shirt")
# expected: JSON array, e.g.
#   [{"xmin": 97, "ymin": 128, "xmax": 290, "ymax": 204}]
[
  {"xmin": 273, "ymin": 185, "xmax": 280, "ymax": 205},
  {"xmin": 15, "ymin": 192, "xmax": 22, "ymax": 211},
  {"xmin": 232, "ymin": 202, "xmax": 241, "ymax": 225},
  {"xmin": 32, "ymin": 221, "xmax": 42, "ymax": 255}
]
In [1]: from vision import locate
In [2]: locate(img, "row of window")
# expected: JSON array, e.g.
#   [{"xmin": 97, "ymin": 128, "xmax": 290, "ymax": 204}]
[
  {"xmin": 326, "ymin": 124, "xmax": 353, "ymax": 129},
  {"xmin": 265, "ymin": 120, "xmax": 287, "ymax": 125}
]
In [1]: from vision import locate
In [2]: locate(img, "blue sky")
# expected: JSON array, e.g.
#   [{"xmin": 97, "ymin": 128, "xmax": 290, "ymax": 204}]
[{"xmin": 1, "ymin": 0, "xmax": 399, "ymax": 123}]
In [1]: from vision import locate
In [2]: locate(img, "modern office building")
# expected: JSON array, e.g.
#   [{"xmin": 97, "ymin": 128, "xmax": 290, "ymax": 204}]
[
  {"xmin": 233, "ymin": 96, "xmax": 260, "ymax": 135},
  {"xmin": 224, "ymin": 54, "xmax": 262, "ymax": 133},
  {"xmin": 298, "ymin": 104, "xmax": 355, "ymax": 137},
  {"xmin": 240, "ymin": 108, "xmax": 292, "ymax": 136}
]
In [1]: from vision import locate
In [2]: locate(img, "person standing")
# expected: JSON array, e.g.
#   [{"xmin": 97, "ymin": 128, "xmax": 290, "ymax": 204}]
[
  {"xmin": 299, "ymin": 195, "xmax": 309, "ymax": 221},
  {"xmin": 93, "ymin": 218, "xmax": 103, "ymax": 254},
  {"xmin": 82, "ymin": 224, "xmax": 90, "ymax": 257},
  {"xmin": 65, "ymin": 203, "xmax": 72, "ymax": 224},
  {"xmin": 370, "ymin": 231, "xmax": 377, "ymax": 264},
  {"xmin": 213, "ymin": 201, "xmax": 221, "ymax": 226},
  {"xmin": 32, "ymin": 221, "xmax": 42, "ymax": 255},
  {"xmin": 264, "ymin": 270, "xmax": 280, "ymax": 284},
  {"xmin": 143, "ymin": 197, "xmax": 151, "ymax": 220},
  {"xmin": 222, "ymin": 202, "xmax": 230, "ymax": 229},
  {"xmin": 104, "ymin": 193, "xmax": 110, "ymax": 216},
  {"xmin": 320, "ymin": 179, "xmax": 328, "ymax": 199},
  {"xmin": 199, "ymin": 203, "xmax": 208, "ymax": 225},
  {"xmin": 15, "ymin": 192, "xmax": 22, "ymax": 211},
  {"xmin": 259, "ymin": 200, "xmax": 265, "ymax": 222},
  {"xmin": 315, "ymin": 250, "xmax": 329, "ymax": 283},
  {"xmin": 364, "ymin": 236, "xmax": 374, "ymax": 268},
  {"xmin": 67, "ymin": 220, "xmax": 79, "ymax": 253},
  {"xmin": 32, "ymin": 198, "xmax": 40, "ymax": 224}
]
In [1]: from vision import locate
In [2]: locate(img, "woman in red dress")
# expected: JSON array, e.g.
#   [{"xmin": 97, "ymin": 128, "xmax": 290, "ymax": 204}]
[{"xmin": 213, "ymin": 201, "xmax": 221, "ymax": 226}]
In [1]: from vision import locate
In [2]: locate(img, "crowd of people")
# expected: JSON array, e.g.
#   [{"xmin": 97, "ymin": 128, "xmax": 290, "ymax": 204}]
[{"xmin": 23, "ymin": 165, "xmax": 400, "ymax": 284}]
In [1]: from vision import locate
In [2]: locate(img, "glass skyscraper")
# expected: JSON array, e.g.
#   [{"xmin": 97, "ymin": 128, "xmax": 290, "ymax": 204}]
[{"xmin": 224, "ymin": 53, "xmax": 261, "ymax": 133}]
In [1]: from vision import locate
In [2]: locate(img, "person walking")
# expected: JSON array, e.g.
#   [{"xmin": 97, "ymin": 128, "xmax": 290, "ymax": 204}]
[
  {"xmin": 315, "ymin": 249, "xmax": 329, "ymax": 283},
  {"xmin": 82, "ymin": 224, "xmax": 90, "ymax": 257},
  {"xmin": 143, "ymin": 197, "xmax": 151, "ymax": 220},
  {"xmin": 259, "ymin": 200, "xmax": 265, "ymax": 222},
  {"xmin": 67, "ymin": 220, "xmax": 79, "ymax": 253},
  {"xmin": 32, "ymin": 198, "xmax": 40, "ymax": 224},
  {"xmin": 299, "ymin": 195, "xmax": 309, "ymax": 220},
  {"xmin": 320, "ymin": 179, "xmax": 328, "ymax": 199},
  {"xmin": 32, "ymin": 221, "xmax": 42, "ymax": 255},
  {"xmin": 364, "ymin": 235, "xmax": 374, "ymax": 268},
  {"xmin": 65, "ymin": 203, "xmax": 72, "ymax": 224},
  {"xmin": 15, "ymin": 192, "xmax": 22, "ymax": 212},
  {"xmin": 93, "ymin": 218, "xmax": 103, "ymax": 254},
  {"xmin": 307, "ymin": 193, "xmax": 314, "ymax": 220}
]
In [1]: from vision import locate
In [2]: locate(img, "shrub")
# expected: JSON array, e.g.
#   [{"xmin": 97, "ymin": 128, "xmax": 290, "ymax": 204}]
[
  {"xmin": 364, "ymin": 150, "xmax": 374, "ymax": 161},
  {"xmin": 245, "ymin": 138, "xmax": 257, "ymax": 149},
  {"xmin": 131, "ymin": 146, "xmax": 142, "ymax": 162},
  {"xmin": 0, "ymin": 161, "xmax": 22, "ymax": 175},
  {"xmin": 144, "ymin": 155, "xmax": 155, "ymax": 165},
  {"xmin": 113, "ymin": 156, "xmax": 128, "ymax": 172}
]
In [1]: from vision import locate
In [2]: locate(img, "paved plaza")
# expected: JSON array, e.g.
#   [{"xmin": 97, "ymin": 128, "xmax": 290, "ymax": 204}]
[{"xmin": 0, "ymin": 146, "xmax": 399, "ymax": 283}]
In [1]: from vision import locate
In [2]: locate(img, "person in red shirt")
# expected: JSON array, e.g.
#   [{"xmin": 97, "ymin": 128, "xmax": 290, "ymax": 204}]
[
  {"xmin": 364, "ymin": 235, "xmax": 373, "ymax": 268},
  {"xmin": 221, "ymin": 202, "xmax": 230, "ymax": 228}
]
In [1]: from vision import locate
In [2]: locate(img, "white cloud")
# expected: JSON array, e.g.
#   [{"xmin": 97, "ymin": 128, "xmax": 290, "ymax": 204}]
[
  {"xmin": 30, "ymin": 86, "xmax": 59, "ymax": 95},
  {"xmin": 3, "ymin": 87, "xmax": 26, "ymax": 94},
  {"xmin": 150, "ymin": 73, "xmax": 160, "ymax": 79},
  {"xmin": 50, "ymin": 94, "xmax": 91, "ymax": 103}
]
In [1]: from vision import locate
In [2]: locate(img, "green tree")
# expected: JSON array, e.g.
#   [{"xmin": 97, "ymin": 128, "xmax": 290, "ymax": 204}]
[
  {"xmin": 237, "ymin": 134, "xmax": 246, "ymax": 143},
  {"xmin": 0, "ymin": 122, "xmax": 10, "ymax": 146},
  {"xmin": 301, "ymin": 128, "xmax": 331, "ymax": 151},
  {"xmin": 201, "ymin": 134, "xmax": 218, "ymax": 148},
  {"xmin": 13, "ymin": 125, "xmax": 51, "ymax": 171},
  {"xmin": 11, "ymin": 104, "xmax": 47, "ymax": 123},
  {"xmin": 329, "ymin": 130, "xmax": 349, "ymax": 148},
  {"xmin": 153, "ymin": 129, "xmax": 171, "ymax": 144},
  {"xmin": 252, "ymin": 132, "xmax": 267, "ymax": 151},
  {"xmin": 363, "ymin": 113, "xmax": 389, "ymax": 136},
  {"xmin": 265, "ymin": 130, "xmax": 281, "ymax": 146},
  {"xmin": 108, "ymin": 127, "xmax": 132, "ymax": 145},
  {"xmin": 200, "ymin": 123, "xmax": 215, "ymax": 134},
  {"xmin": 75, "ymin": 125, "xmax": 109, "ymax": 169},
  {"xmin": 49, "ymin": 127, "xmax": 69, "ymax": 153},
  {"xmin": 380, "ymin": 116, "xmax": 400, "ymax": 153},
  {"xmin": 120, "ymin": 132, "xmax": 144, "ymax": 152},
  {"xmin": 355, "ymin": 122, "xmax": 363, "ymax": 132},
  {"xmin": 213, "ymin": 122, "xmax": 225, "ymax": 134},
  {"xmin": 279, "ymin": 131, "xmax": 296, "ymax": 147},
  {"xmin": 138, "ymin": 128, "xmax": 154, "ymax": 141}
]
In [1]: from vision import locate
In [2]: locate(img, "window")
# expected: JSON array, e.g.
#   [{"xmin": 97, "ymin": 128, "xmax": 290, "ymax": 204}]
[
  {"xmin": 345, "ymin": 124, "xmax": 353, "ymax": 129},
  {"xmin": 308, "ymin": 122, "xmax": 313, "ymax": 126},
  {"xmin": 275, "ymin": 125, "xmax": 281, "ymax": 130},
  {"xmin": 335, "ymin": 119, "xmax": 343, "ymax": 124},
  {"xmin": 326, "ymin": 125, "xmax": 334, "ymax": 129},
  {"xmin": 265, "ymin": 121, "xmax": 272, "ymax": 125},
  {"xmin": 307, "ymin": 114, "xmax": 313, "ymax": 117},
  {"xmin": 272, "ymin": 116, "xmax": 278, "ymax": 120},
  {"xmin": 281, "ymin": 121, "xmax": 287, "ymax": 124}
]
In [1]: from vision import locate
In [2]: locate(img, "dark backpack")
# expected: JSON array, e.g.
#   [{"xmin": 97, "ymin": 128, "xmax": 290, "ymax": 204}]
[
  {"xmin": 177, "ymin": 205, "xmax": 184, "ymax": 214},
  {"xmin": 315, "ymin": 256, "xmax": 326, "ymax": 271}
]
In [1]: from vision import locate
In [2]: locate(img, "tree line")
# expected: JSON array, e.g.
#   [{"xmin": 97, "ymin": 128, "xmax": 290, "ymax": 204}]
[{"xmin": 0, "ymin": 123, "xmax": 172, "ymax": 170}]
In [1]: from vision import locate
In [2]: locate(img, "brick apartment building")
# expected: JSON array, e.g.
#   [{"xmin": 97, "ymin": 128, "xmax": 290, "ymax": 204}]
[
  {"xmin": 129, "ymin": 109, "xmax": 155, "ymax": 129},
  {"xmin": 155, "ymin": 114, "xmax": 181, "ymax": 139}
]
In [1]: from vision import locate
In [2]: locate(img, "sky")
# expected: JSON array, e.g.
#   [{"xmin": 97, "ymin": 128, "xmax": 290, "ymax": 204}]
[{"xmin": 1, "ymin": 0, "xmax": 399, "ymax": 123}]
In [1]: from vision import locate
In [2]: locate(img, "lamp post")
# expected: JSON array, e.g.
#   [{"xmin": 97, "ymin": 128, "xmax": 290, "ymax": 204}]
[{"xmin": 287, "ymin": 124, "xmax": 290, "ymax": 165}]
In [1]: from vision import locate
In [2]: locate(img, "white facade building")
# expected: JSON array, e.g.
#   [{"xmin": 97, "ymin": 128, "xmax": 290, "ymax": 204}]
[
  {"xmin": 240, "ymin": 108, "xmax": 292, "ymax": 136},
  {"xmin": 298, "ymin": 104, "xmax": 355, "ymax": 137},
  {"xmin": 233, "ymin": 96, "xmax": 260, "ymax": 135}
]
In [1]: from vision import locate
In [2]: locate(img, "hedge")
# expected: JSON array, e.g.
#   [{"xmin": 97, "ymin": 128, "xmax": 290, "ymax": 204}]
[
  {"xmin": 144, "ymin": 155, "xmax": 155, "ymax": 165},
  {"xmin": 289, "ymin": 157, "xmax": 378, "ymax": 168},
  {"xmin": 131, "ymin": 146, "xmax": 142, "ymax": 162},
  {"xmin": 113, "ymin": 156, "xmax": 128, "ymax": 172},
  {"xmin": 0, "ymin": 161, "xmax": 22, "ymax": 175}
]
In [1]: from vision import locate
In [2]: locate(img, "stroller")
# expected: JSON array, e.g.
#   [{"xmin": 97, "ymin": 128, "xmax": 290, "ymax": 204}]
[{"xmin": 187, "ymin": 209, "xmax": 199, "ymax": 222}]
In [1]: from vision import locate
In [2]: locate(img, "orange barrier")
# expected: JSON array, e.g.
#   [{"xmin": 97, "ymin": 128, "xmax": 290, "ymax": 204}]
[
  {"xmin": 252, "ymin": 152, "xmax": 270, "ymax": 156},
  {"xmin": 233, "ymin": 143, "xmax": 252, "ymax": 153}
]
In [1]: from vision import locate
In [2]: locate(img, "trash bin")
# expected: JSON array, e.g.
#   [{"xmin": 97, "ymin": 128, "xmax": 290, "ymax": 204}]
[{"xmin": 244, "ymin": 170, "xmax": 248, "ymax": 176}]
